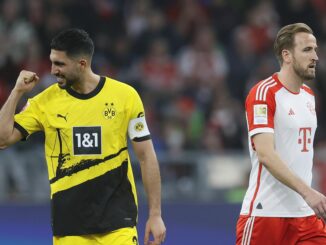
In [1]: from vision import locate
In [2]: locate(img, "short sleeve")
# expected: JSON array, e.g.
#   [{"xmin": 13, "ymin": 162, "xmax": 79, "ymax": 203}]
[
  {"xmin": 127, "ymin": 88, "xmax": 151, "ymax": 141},
  {"xmin": 245, "ymin": 86, "xmax": 276, "ymax": 138},
  {"xmin": 14, "ymin": 98, "xmax": 43, "ymax": 139}
]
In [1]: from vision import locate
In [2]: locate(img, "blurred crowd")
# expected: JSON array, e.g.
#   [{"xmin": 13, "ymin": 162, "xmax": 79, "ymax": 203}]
[{"xmin": 1, "ymin": 0, "xmax": 326, "ymax": 155}]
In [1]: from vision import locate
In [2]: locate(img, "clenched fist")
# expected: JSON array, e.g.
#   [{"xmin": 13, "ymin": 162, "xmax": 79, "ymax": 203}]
[{"xmin": 14, "ymin": 70, "xmax": 40, "ymax": 93}]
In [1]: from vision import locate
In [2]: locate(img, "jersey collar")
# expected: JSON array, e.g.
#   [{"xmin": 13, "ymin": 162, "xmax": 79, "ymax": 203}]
[
  {"xmin": 66, "ymin": 76, "xmax": 105, "ymax": 99},
  {"xmin": 272, "ymin": 73, "xmax": 300, "ymax": 95}
]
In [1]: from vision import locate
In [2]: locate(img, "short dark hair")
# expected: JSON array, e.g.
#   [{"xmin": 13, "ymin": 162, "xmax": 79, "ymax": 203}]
[
  {"xmin": 274, "ymin": 23, "xmax": 313, "ymax": 65},
  {"xmin": 50, "ymin": 28, "xmax": 94, "ymax": 59}
]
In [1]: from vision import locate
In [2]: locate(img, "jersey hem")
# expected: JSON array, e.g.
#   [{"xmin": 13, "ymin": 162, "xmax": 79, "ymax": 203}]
[
  {"xmin": 132, "ymin": 135, "xmax": 151, "ymax": 142},
  {"xmin": 14, "ymin": 121, "xmax": 29, "ymax": 140},
  {"xmin": 240, "ymin": 211, "xmax": 315, "ymax": 217},
  {"xmin": 249, "ymin": 127, "xmax": 274, "ymax": 137}
]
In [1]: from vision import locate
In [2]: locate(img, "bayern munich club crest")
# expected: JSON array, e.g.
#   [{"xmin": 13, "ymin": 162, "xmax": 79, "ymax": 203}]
[{"xmin": 306, "ymin": 101, "xmax": 316, "ymax": 115}]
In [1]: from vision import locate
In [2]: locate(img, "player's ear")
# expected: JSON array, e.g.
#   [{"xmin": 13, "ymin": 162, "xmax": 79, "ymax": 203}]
[
  {"xmin": 78, "ymin": 59, "xmax": 87, "ymax": 69},
  {"xmin": 282, "ymin": 49, "xmax": 292, "ymax": 64}
]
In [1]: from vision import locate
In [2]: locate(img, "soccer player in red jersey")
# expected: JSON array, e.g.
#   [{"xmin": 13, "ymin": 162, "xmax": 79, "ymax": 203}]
[{"xmin": 236, "ymin": 23, "xmax": 326, "ymax": 245}]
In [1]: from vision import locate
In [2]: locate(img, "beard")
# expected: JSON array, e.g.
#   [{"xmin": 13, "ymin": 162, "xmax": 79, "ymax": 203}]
[
  {"xmin": 293, "ymin": 57, "xmax": 316, "ymax": 81},
  {"xmin": 57, "ymin": 73, "xmax": 79, "ymax": 89},
  {"xmin": 58, "ymin": 79, "xmax": 75, "ymax": 89}
]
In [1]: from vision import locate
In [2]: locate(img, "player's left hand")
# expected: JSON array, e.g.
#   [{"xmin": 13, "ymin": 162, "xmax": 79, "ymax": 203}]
[
  {"xmin": 304, "ymin": 189, "xmax": 326, "ymax": 221},
  {"xmin": 144, "ymin": 215, "xmax": 166, "ymax": 245}
]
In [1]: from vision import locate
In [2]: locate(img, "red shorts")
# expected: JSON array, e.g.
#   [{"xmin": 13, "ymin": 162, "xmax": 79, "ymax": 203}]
[{"xmin": 236, "ymin": 215, "xmax": 326, "ymax": 245}]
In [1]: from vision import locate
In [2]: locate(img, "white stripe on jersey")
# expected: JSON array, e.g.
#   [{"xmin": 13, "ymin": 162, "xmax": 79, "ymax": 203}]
[
  {"xmin": 246, "ymin": 216, "xmax": 255, "ymax": 245},
  {"xmin": 255, "ymin": 76, "xmax": 273, "ymax": 100},
  {"xmin": 241, "ymin": 217, "xmax": 251, "ymax": 245},
  {"xmin": 242, "ymin": 216, "xmax": 255, "ymax": 245},
  {"xmin": 262, "ymin": 82, "xmax": 277, "ymax": 101},
  {"xmin": 257, "ymin": 79, "xmax": 275, "ymax": 101}
]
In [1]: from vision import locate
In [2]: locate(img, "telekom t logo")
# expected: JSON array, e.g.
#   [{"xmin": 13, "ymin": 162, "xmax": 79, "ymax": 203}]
[{"xmin": 298, "ymin": 127, "xmax": 312, "ymax": 152}]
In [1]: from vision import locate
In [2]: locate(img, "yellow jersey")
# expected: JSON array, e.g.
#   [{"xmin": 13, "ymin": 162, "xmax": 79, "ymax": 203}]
[{"xmin": 14, "ymin": 77, "xmax": 151, "ymax": 236}]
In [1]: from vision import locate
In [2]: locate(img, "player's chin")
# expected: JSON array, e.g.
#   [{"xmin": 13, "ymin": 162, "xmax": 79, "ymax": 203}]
[
  {"xmin": 57, "ymin": 81, "xmax": 67, "ymax": 89},
  {"xmin": 304, "ymin": 71, "xmax": 316, "ymax": 81}
]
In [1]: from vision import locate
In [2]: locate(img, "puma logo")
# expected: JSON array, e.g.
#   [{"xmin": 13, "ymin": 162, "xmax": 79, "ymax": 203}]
[
  {"xmin": 57, "ymin": 113, "xmax": 68, "ymax": 122},
  {"xmin": 132, "ymin": 236, "xmax": 138, "ymax": 244}
]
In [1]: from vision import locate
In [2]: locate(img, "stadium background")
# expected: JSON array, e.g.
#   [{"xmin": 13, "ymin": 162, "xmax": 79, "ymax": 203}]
[{"xmin": 1, "ymin": 0, "xmax": 326, "ymax": 244}]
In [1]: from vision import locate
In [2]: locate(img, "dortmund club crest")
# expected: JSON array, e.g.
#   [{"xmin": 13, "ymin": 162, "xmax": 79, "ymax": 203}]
[
  {"xmin": 103, "ymin": 102, "xmax": 116, "ymax": 119},
  {"xmin": 134, "ymin": 122, "xmax": 144, "ymax": 132}
]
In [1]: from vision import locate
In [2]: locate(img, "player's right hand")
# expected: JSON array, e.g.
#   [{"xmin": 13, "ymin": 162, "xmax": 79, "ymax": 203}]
[
  {"xmin": 14, "ymin": 70, "xmax": 40, "ymax": 93},
  {"xmin": 304, "ymin": 189, "xmax": 326, "ymax": 221}
]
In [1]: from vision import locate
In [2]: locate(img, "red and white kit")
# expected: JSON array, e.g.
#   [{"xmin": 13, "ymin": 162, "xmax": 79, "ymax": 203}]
[{"xmin": 241, "ymin": 73, "xmax": 317, "ymax": 217}]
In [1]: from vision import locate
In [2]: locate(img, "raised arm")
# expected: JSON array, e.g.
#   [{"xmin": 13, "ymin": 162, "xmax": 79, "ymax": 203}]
[
  {"xmin": 131, "ymin": 139, "xmax": 166, "ymax": 245},
  {"xmin": 253, "ymin": 133, "xmax": 326, "ymax": 220},
  {"xmin": 0, "ymin": 70, "xmax": 39, "ymax": 149}
]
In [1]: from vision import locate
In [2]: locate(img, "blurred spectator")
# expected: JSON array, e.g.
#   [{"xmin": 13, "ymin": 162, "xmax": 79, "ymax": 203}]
[
  {"xmin": 178, "ymin": 25, "xmax": 228, "ymax": 91},
  {"xmin": 204, "ymin": 89, "xmax": 244, "ymax": 151},
  {"xmin": 0, "ymin": 148, "xmax": 29, "ymax": 202},
  {"xmin": 137, "ymin": 38, "xmax": 180, "ymax": 92},
  {"xmin": 242, "ymin": 0, "xmax": 279, "ymax": 55},
  {"xmin": 0, "ymin": 0, "xmax": 36, "ymax": 64},
  {"xmin": 40, "ymin": 8, "xmax": 70, "ymax": 52},
  {"xmin": 226, "ymin": 26, "xmax": 257, "ymax": 101},
  {"xmin": 0, "ymin": 0, "xmax": 36, "ymax": 85},
  {"xmin": 210, "ymin": 0, "xmax": 241, "ymax": 45},
  {"xmin": 109, "ymin": 35, "xmax": 135, "ymax": 83},
  {"xmin": 125, "ymin": 0, "xmax": 150, "ymax": 40},
  {"xmin": 26, "ymin": 0, "xmax": 46, "ymax": 34},
  {"xmin": 275, "ymin": 0, "xmax": 320, "ymax": 35},
  {"xmin": 20, "ymin": 38, "xmax": 50, "ymax": 84},
  {"xmin": 133, "ymin": 9, "xmax": 182, "ymax": 57},
  {"xmin": 0, "ymin": 81, "xmax": 10, "ymax": 106},
  {"xmin": 166, "ymin": 0, "xmax": 209, "ymax": 42}
]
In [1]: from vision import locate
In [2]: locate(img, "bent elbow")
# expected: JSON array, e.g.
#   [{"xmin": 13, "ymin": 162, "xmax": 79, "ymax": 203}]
[
  {"xmin": 0, "ymin": 139, "xmax": 9, "ymax": 150},
  {"xmin": 0, "ymin": 144, "xmax": 8, "ymax": 150},
  {"xmin": 256, "ymin": 151, "xmax": 272, "ymax": 167}
]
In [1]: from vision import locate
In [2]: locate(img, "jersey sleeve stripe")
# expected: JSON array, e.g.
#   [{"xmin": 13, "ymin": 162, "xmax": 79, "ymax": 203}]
[
  {"xmin": 14, "ymin": 121, "xmax": 29, "ymax": 140},
  {"xmin": 249, "ymin": 163, "xmax": 263, "ymax": 216},
  {"xmin": 242, "ymin": 216, "xmax": 254, "ymax": 245},
  {"xmin": 244, "ymin": 216, "xmax": 255, "ymax": 245},
  {"xmin": 262, "ymin": 82, "xmax": 277, "ymax": 101},
  {"xmin": 257, "ymin": 79, "xmax": 275, "ymax": 100},
  {"xmin": 256, "ymin": 76, "xmax": 273, "ymax": 94},
  {"xmin": 132, "ymin": 135, "xmax": 151, "ymax": 142},
  {"xmin": 249, "ymin": 127, "xmax": 274, "ymax": 137},
  {"xmin": 255, "ymin": 76, "xmax": 273, "ymax": 100}
]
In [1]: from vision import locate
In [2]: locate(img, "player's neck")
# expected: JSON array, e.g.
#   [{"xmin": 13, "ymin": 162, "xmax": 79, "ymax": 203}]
[
  {"xmin": 277, "ymin": 68, "xmax": 303, "ymax": 93},
  {"xmin": 70, "ymin": 72, "xmax": 101, "ymax": 94}
]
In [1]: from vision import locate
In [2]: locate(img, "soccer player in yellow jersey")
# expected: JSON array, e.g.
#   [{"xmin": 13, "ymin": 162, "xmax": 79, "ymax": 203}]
[{"xmin": 0, "ymin": 28, "xmax": 166, "ymax": 245}]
